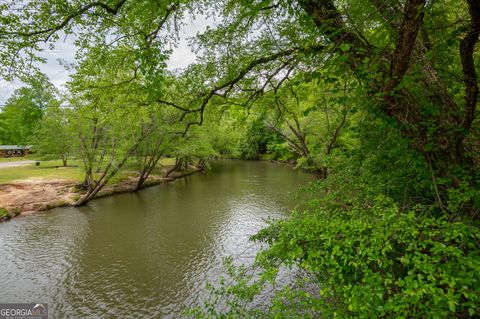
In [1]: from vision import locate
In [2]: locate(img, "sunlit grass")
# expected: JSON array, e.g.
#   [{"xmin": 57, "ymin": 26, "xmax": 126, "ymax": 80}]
[
  {"xmin": 0, "ymin": 155, "xmax": 38, "ymax": 163},
  {"xmin": 0, "ymin": 157, "xmax": 176, "ymax": 184},
  {"xmin": 0, "ymin": 160, "xmax": 84, "ymax": 184}
]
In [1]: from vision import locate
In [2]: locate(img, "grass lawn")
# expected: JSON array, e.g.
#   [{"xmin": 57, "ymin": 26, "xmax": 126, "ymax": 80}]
[
  {"xmin": 0, "ymin": 160, "xmax": 84, "ymax": 184},
  {"xmin": 0, "ymin": 155, "xmax": 38, "ymax": 163},
  {"xmin": 0, "ymin": 157, "xmax": 176, "ymax": 184}
]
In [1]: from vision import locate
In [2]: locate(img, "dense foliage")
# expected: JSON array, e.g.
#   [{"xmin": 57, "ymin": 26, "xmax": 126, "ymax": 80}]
[
  {"xmin": 188, "ymin": 197, "xmax": 480, "ymax": 318},
  {"xmin": 0, "ymin": 73, "xmax": 57, "ymax": 145},
  {"xmin": 252, "ymin": 197, "xmax": 479, "ymax": 318},
  {"xmin": 0, "ymin": 0, "xmax": 479, "ymax": 317}
]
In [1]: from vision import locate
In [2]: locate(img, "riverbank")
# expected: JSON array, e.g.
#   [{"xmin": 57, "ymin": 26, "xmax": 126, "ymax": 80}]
[
  {"xmin": 0, "ymin": 160, "xmax": 313, "ymax": 317},
  {"xmin": 0, "ymin": 157, "xmax": 314, "ymax": 222},
  {"xmin": 0, "ymin": 167, "xmax": 203, "ymax": 222}
]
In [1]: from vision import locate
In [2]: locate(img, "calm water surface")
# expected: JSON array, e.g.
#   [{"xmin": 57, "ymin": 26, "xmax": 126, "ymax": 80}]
[{"xmin": 0, "ymin": 160, "xmax": 313, "ymax": 318}]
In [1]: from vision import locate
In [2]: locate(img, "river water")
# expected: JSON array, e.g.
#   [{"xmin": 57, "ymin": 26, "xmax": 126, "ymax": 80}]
[{"xmin": 0, "ymin": 160, "xmax": 313, "ymax": 318}]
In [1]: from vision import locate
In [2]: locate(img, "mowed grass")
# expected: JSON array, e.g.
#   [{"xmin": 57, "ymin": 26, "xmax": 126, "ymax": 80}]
[
  {"xmin": 0, "ymin": 157, "xmax": 176, "ymax": 184},
  {"xmin": 0, "ymin": 160, "xmax": 84, "ymax": 184},
  {"xmin": 0, "ymin": 155, "xmax": 37, "ymax": 163}
]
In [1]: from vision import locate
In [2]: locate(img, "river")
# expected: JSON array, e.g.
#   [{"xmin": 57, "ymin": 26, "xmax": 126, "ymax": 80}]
[{"xmin": 0, "ymin": 160, "xmax": 314, "ymax": 318}]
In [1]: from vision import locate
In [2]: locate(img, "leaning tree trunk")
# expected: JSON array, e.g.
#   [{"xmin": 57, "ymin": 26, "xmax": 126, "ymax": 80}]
[
  {"xmin": 163, "ymin": 157, "xmax": 180, "ymax": 178},
  {"xmin": 135, "ymin": 153, "xmax": 163, "ymax": 191}
]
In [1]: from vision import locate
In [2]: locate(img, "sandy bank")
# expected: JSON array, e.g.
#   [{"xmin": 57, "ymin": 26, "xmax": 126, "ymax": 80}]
[{"xmin": 0, "ymin": 168, "xmax": 203, "ymax": 222}]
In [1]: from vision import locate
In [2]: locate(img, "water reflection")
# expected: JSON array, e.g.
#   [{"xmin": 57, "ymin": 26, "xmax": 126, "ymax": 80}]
[{"xmin": 0, "ymin": 160, "xmax": 313, "ymax": 318}]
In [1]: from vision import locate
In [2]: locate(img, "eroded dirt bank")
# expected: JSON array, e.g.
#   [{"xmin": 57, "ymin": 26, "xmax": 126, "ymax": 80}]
[
  {"xmin": 0, "ymin": 168, "xmax": 203, "ymax": 221},
  {"xmin": 0, "ymin": 178, "xmax": 77, "ymax": 215}
]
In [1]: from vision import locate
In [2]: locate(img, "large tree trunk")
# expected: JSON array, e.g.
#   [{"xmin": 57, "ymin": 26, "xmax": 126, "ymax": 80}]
[{"xmin": 298, "ymin": 0, "xmax": 479, "ymax": 186}]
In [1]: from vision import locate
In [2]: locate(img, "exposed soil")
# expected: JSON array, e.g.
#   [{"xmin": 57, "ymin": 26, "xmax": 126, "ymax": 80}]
[
  {"xmin": 0, "ymin": 167, "xmax": 203, "ymax": 221},
  {"xmin": 0, "ymin": 178, "xmax": 77, "ymax": 214}
]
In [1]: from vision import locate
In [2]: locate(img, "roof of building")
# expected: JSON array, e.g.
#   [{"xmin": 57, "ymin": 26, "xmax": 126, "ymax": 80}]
[{"xmin": 0, "ymin": 145, "xmax": 32, "ymax": 150}]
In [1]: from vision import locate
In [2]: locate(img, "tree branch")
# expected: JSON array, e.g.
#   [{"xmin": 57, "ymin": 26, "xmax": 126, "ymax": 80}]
[
  {"xmin": 2, "ymin": 0, "xmax": 128, "ymax": 40},
  {"xmin": 260, "ymin": 3, "xmax": 280, "ymax": 11},
  {"xmin": 177, "ymin": 44, "xmax": 324, "ymax": 136}
]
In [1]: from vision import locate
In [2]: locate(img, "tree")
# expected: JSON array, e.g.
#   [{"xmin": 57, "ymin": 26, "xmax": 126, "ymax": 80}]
[
  {"xmin": 133, "ymin": 108, "xmax": 178, "ymax": 190},
  {"xmin": 261, "ymin": 75, "xmax": 352, "ymax": 173},
  {"xmin": 32, "ymin": 100, "xmax": 75, "ymax": 166},
  {"xmin": 1, "ymin": 0, "xmax": 478, "ymax": 189},
  {"xmin": 67, "ymin": 45, "xmax": 159, "ymax": 205},
  {"xmin": 1, "ymin": 1, "xmax": 479, "ymax": 316},
  {"xmin": 70, "ymin": 89, "xmax": 155, "ymax": 206},
  {"xmin": 0, "ymin": 73, "xmax": 57, "ymax": 144},
  {"xmin": 191, "ymin": 0, "xmax": 479, "ymax": 202},
  {"xmin": 296, "ymin": 0, "xmax": 479, "ymax": 183}
]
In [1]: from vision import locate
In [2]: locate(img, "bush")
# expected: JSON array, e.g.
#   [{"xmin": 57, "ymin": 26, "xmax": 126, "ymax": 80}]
[
  {"xmin": 189, "ymin": 197, "xmax": 480, "ymax": 318},
  {"xmin": 0, "ymin": 207, "xmax": 11, "ymax": 221},
  {"xmin": 266, "ymin": 141, "xmax": 292, "ymax": 162},
  {"xmin": 239, "ymin": 119, "xmax": 282, "ymax": 160},
  {"xmin": 251, "ymin": 196, "xmax": 480, "ymax": 318}
]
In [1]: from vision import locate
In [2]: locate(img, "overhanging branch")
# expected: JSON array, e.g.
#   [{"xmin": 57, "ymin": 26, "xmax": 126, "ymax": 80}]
[{"xmin": 1, "ymin": 0, "xmax": 128, "ymax": 40}]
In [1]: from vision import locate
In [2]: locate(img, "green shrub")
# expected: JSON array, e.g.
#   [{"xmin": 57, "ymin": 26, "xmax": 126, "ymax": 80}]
[
  {"xmin": 266, "ymin": 141, "xmax": 292, "ymax": 162},
  {"xmin": 251, "ymin": 196, "xmax": 480, "ymax": 318},
  {"xmin": 189, "ymin": 197, "xmax": 480, "ymax": 318},
  {"xmin": 0, "ymin": 208, "xmax": 11, "ymax": 220},
  {"xmin": 239, "ymin": 118, "xmax": 283, "ymax": 160}
]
